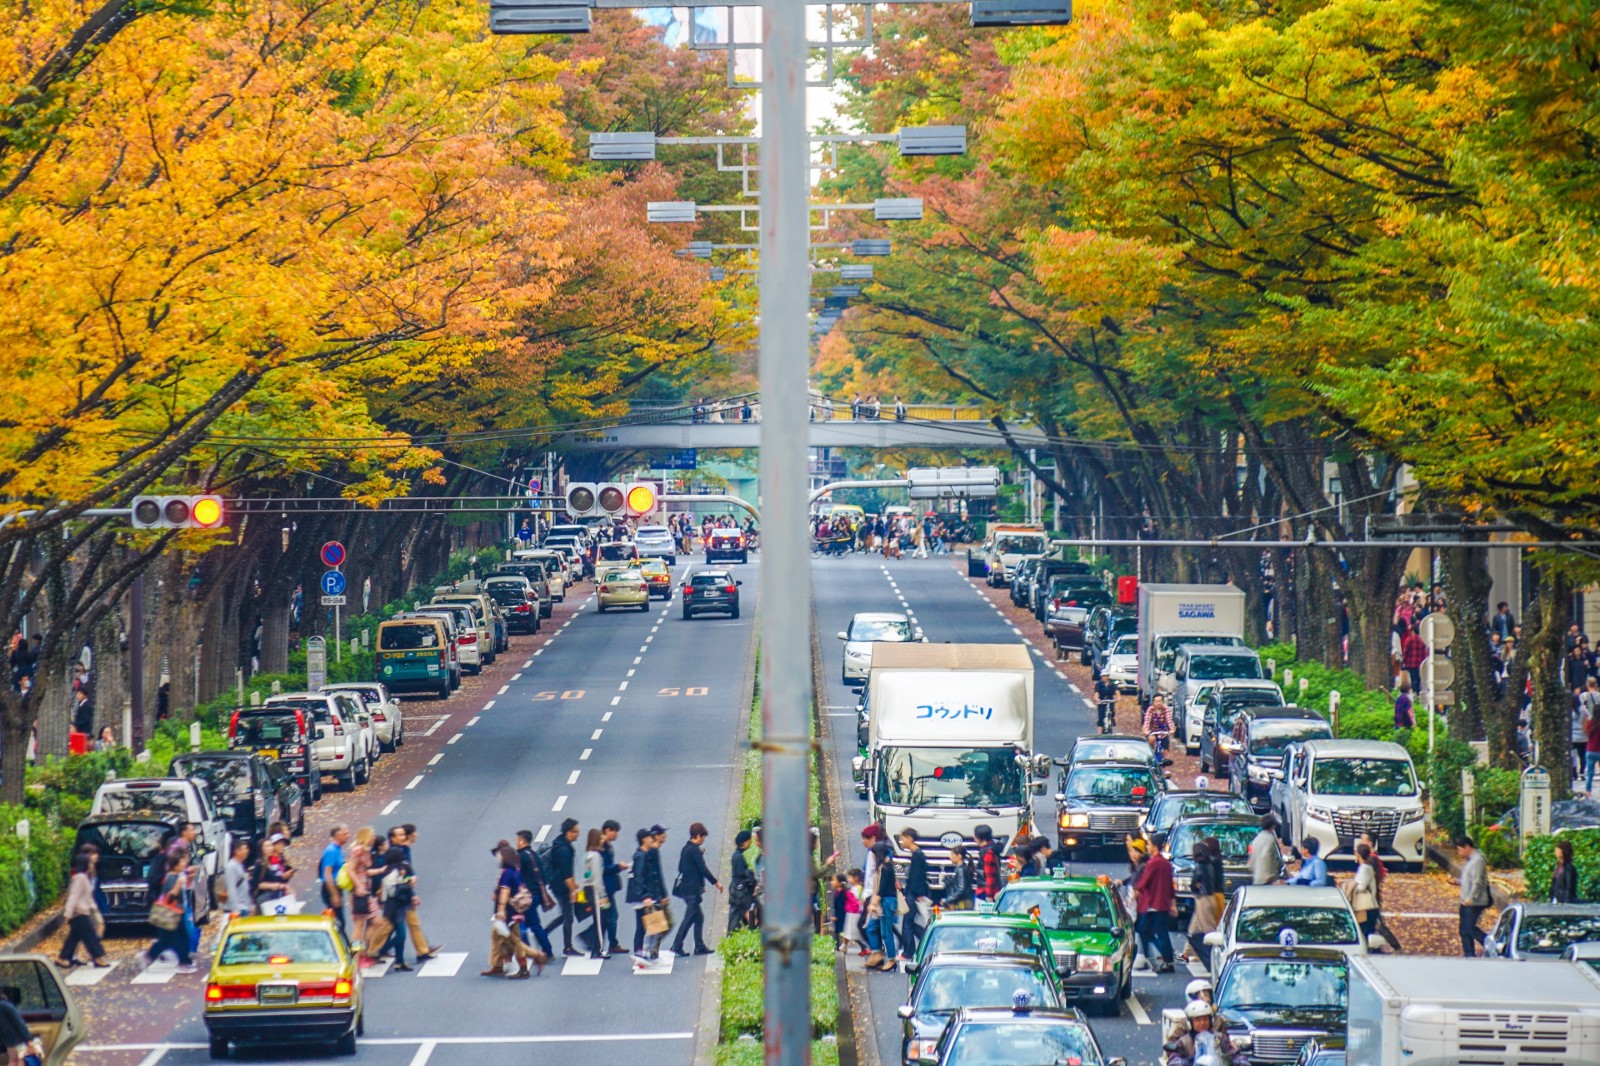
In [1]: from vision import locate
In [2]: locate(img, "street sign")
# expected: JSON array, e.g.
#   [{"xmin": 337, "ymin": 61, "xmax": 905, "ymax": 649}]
[
  {"xmin": 320, "ymin": 570, "xmax": 348, "ymax": 597},
  {"xmin": 306, "ymin": 636, "xmax": 327, "ymax": 692},
  {"xmin": 659, "ymin": 449, "xmax": 697, "ymax": 471},
  {"xmin": 320, "ymin": 595, "xmax": 347, "ymax": 607},
  {"xmin": 320, "ymin": 541, "xmax": 346, "ymax": 568},
  {"xmin": 1420, "ymin": 613, "xmax": 1455, "ymax": 649},
  {"xmin": 529, "ymin": 476, "xmax": 542, "ymax": 494},
  {"xmin": 1422, "ymin": 653, "xmax": 1454, "ymax": 692},
  {"xmin": 1521, "ymin": 765, "xmax": 1551, "ymax": 845}
]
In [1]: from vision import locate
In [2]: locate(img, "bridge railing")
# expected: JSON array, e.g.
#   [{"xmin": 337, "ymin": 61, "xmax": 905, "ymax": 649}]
[{"xmin": 619, "ymin": 396, "xmax": 993, "ymax": 424}]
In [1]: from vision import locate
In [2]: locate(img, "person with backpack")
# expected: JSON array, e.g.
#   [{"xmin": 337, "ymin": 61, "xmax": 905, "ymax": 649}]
[
  {"xmin": 670, "ymin": 822, "xmax": 722, "ymax": 956},
  {"xmin": 515, "ymin": 830, "xmax": 556, "ymax": 959},
  {"xmin": 542, "ymin": 819, "xmax": 582, "ymax": 956},
  {"xmin": 482, "ymin": 842, "xmax": 539, "ymax": 978}
]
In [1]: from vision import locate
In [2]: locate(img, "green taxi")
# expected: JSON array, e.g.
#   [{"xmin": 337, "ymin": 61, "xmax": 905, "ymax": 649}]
[
  {"xmin": 995, "ymin": 873, "xmax": 1135, "ymax": 1015},
  {"xmin": 907, "ymin": 910, "xmax": 1065, "ymax": 986},
  {"xmin": 203, "ymin": 913, "xmax": 364, "ymax": 1059}
]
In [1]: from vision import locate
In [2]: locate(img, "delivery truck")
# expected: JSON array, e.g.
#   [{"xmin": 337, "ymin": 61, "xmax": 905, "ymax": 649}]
[
  {"xmin": 852, "ymin": 643, "xmax": 1048, "ymax": 885},
  {"xmin": 1344, "ymin": 954, "xmax": 1600, "ymax": 1066},
  {"xmin": 1136, "ymin": 583, "xmax": 1246, "ymax": 708}
]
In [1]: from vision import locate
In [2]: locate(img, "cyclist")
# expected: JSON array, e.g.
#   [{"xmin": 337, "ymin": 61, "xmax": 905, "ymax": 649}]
[
  {"xmin": 1142, "ymin": 697, "xmax": 1174, "ymax": 766},
  {"xmin": 1094, "ymin": 674, "xmax": 1119, "ymax": 735}
]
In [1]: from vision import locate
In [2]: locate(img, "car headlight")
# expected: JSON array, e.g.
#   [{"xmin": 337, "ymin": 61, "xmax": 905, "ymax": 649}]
[
  {"xmin": 1173, "ymin": 875, "xmax": 1192, "ymax": 894},
  {"xmin": 1059, "ymin": 813, "xmax": 1090, "ymax": 829},
  {"xmin": 1219, "ymin": 737, "xmax": 1241, "ymax": 753},
  {"xmin": 1401, "ymin": 807, "xmax": 1425, "ymax": 823},
  {"xmin": 1306, "ymin": 806, "xmax": 1335, "ymax": 823},
  {"xmin": 1075, "ymin": 954, "xmax": 1111, "ymax": 973}
]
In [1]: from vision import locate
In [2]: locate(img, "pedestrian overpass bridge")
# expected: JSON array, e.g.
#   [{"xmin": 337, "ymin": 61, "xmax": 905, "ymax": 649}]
[{"xmin": 559, "ymin": 401, "xmax": 1046, "ymax": 452}]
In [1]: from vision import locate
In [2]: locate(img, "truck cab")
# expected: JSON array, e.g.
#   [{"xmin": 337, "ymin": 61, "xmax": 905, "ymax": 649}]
[
  {"xmin": 1271, "ymin": 739, "xmax": 1426, "ymax": 870},
  {"xmin": 966, "ymin": 524, "xmax": 1047, "ymax": 587}
]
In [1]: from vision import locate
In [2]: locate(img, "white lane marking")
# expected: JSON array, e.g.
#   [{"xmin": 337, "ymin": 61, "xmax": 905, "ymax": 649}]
[
  {"xmin": 428, "ymin": 754, "xmax": 443, "ymax": 766},
  {"xmin": 82, "ymin": 1036, "xmax": 697, "ymax": 1051},
  {"xmin": 1128, "ymin": 993, "xmax": 1152, "ymax": 1026},
  {"xmin": 619, "ymin": 681, "xmax": 628, "ymax": 691},
  {"xmin": 467, "ymin": 716, "xmax": 480, "ymax": 726},
  {"xmin": 1068, "ymin": 683, "xmax": 1080, "ymax": 693},
  {"xmin": 552, "ymin": 794, "xmax": 569, "ymax": 811},
  {"xmin": 497, "ymin": 685, "xmax": 509, "ymax": 695},
  {"xmin": 567, "ymin": 770, "xmax": 581, "ymax": 785},
  {"xmin": 523, "ymin": 660, "xmax": 533, "ymax": 668},
  {"xmin": 408, "ymin": 1040, "xmax": 437, "ymax": 1066},
  {"xmin": 561, "ymin": 955, "xmax": 605, "ymax": 976},
  {"xmin": 632, "ymin": 950, "xmax": 676, "ymax": 975},
  {"xmin": 382, "ymin": 800, "xmax": 401, "ymax": 815},
  {"xmin": 424, "ymin": 717, "xmax": 450, "ymax": 736},
  {"xmin": 633, "ymin": 657, "xmax": 642, "ymax": 665},
  {"xmin": 581, "ymin": 748, "xmax": 593, "ymax": 760},
  {"xmin": 136, "ymin": 1049, "xmax": 169, "ymax": 1066},
  {"xmin": 66, "ymin": 962, "xmax": 117, "ymax": 986},
  {"xmin": 822, "ymin": 712, "xmax": 856, "ymax": 718},
  {"xmin": 535, "ymin": 649, "xmax": 544, "ymax": 656},
  {"xmin": 602, "ymin": 712, "xmax": 613, "ymax": 722},
  {"xmin": 364, "ymin": 958, "xmax": 394, "ymax": 979},
  {"xmin": 592, "ymin": 728, "xmax": 603, "ymax": 740},
  {"xmin": 406, "ymin": 775, "xmax": 424, "ymax": 790},
  {"xmin": 535, "ymin": 823, "xmax": 552, "ymax": 843},
  {"xmin": 511, "ymin": 673, "xmax": 522, "ymax": 681},
  {"xmin": 640, "ymin": 646, "xmax": 649, "ymax": 654},
  {"xmin": 448, "ymin": 733, "xmax": 463, "ymax": 745},
  {"xmin": 416, "ymin": 952, "xmax": 469, "ymax": 977},
  {"xmin": 645, "ymin": 637, "xmax": 654, "ymax": 644},
  {"xmin": 1009, "ymin": 626, "xmax": 1022, "ymax": 635},
  {"xmin": 611, "ymin": 696, "xmax": 621, "ymax": 706},
  {"xmin": 130, "ymin": 962, "xmax": 178, "ymax": 985},
  {"xmin": 626, "ymin": 669, "xmax": 635, "ymax": 677}
]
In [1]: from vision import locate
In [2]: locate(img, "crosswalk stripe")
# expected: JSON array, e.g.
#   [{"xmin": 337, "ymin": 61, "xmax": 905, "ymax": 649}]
[
  {"xmin": 66, "ymin": 963, "xmax": 117, "ymax": 986},
  {"xmin": 560, "ymin": 955, "xmax": 604, "ymax": 976},
  {"xmin": 131, "ymin": 962, "xmax": 179, "ymax": 985},
  {"xmin": 417, "ymin": 951, "xmax": 468, "ymax": 977}
]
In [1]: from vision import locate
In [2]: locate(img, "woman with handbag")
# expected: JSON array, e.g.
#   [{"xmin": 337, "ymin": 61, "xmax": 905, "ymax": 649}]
[
  {"xmin": 628, "ymin": 826, "xmax": 670, "ymax": 966},
  {"xmin": 346, "ymin": 827, "xmax": 375, "ymax": 956},
  {"xmin": 1347, "ymin": 844, "xmax": 1381, "ymax": 938},
  {"xmin": 482, "ymin": 842, "xmax": 538, "ymax": 978},
  {"xmin": 140, "ymin": 851, "xmax": 196, "ymax": 974},
  {"xmin": 57, "ymin": 852, "xmax": 109, "ymax": 969},
  {"xmin": 580, "ymin": 828, "xmax": 611, "ymax": 960},
  {"xmin": 1185, "ymin": 839, "xmax": 1224, "ymax": 964}
]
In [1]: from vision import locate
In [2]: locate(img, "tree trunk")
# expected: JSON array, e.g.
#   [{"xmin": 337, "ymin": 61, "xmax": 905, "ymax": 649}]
[
  {"xmin": 1441, "ymin": 546, "xmax": 1499, "ymax": 751},
  {"xmin": 1525, "ymin": 564, "xmax": 1573, "ymax": 795},
  {"xmin": 0, "ymin": 689, "xmax": 32, "ymax": 804}
]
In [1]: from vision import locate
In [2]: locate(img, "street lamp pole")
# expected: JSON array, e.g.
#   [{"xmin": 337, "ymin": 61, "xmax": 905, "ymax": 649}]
[{"xmin": 758, "ymin": 1, "xmax": 813, "ymax": 1062}]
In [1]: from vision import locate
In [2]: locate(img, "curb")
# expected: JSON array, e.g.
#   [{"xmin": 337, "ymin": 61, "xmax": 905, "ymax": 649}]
[
  {"xmin": 813, "ymin": 608, "xmax": 863, "ymax": 1066},
  {"xmin": 0, "ymin": 911, "xmax": 62, "ymax": 955},
  {"xmin": 1426, "ymin": 843, "xmax": 1513, "ymax": 910}
]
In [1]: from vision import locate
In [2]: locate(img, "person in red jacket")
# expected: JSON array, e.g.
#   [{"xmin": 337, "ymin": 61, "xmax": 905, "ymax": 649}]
[
  {"xmin": 1132, "ymin": 837, "xmax": 1177, "ymax": 973},
  {"xmin": 1400, "ymin": 624, "xmax": 1429, "ymax": 694}
]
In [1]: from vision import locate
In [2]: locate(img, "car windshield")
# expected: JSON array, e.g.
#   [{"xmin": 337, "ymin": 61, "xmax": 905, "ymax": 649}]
[
  {"xmin": 1063, "ymin": 765, "xmax": 1157, "ymax": 804},
  {"xmin": 848, "ymin": 619, "xmax": 911, "ymax": 642},
  {"xmin": 920, "ymin": 924, "xmax": 1045, "ymax": 960},
  {"xmin": 994, "ymin": 535, "xmax": 1046, "ymax": 554},
  {"xmin": 637, "ymin": 527, "xmax": 669, "ymax": 537},
  {"xmin": 602, "ymin": 569, "xmax": 642, "ymax": 582},
  {"xmin": 234, "ymin": 714, "xmax": 299, "ymax": 745},
  {"xmin": 76, "ymin": 821, "xmax": 170, "ymax": 860},
  {"xmin": 914, "ymin": 964, "xmax": 1058, "ymax": 1014},
  {"xmin": 1189, "ymin": 655, "xmax": 1262, "ymax": 681},
  {"xmin": 1071, "ymin": 741, "xmax": 1150, "ymax": 764},
  {"xmin": 1151, "ymin": 795, "xmax": 1253, "ymax": 831},
  {"xmin": 220, "ymin": 928, "xmax": 340, "ymax": 966},
  {"xmin": 381, "ymin": 624, "xmax": 438, "ymax": 650},
  {"xmin": 1217, "ymin": 694, "xmax": 1283, "ymax": 728},
  {"xmin": 1251, "ymin": 720, "xmax": 1332, "ymax": 755},
  {"xmin": 1517, "ymin": 913, "xmax": 1600, "ymax": 954},
  {"xmin": 599, "ymin": 544, "xmax": 636, "ymax": 559},
  {"xmin": 691, "ymin": 573, "xmax": 733, "ymax": 587},
  {"xmin": 996, "ymin": 888, "xmax": 1118, "ymax": 933},
  {"xmin": 487, "ymin": 587, "xmax": 528, "ymax": 605},
  {"xmin": 1219, "ymin": 958, "xmax": 1348, "ymax": 1012},
  {"xmin": 876, "ymin": 747, "xmax": 1025, "ymax": 808},
  {"xmin": 96, "ymin": 788, "xmax": 187, "ymax": 819},
  {"xmin": 944, "ymin": 1021, "xmax": 1102, "ymax": 1066},
  {"xmin": 1110, "ymin": 636, "xmax": 1138, "ymax": 656},
  {"xmin": 1170, "ymin": 822, "xmax": 1258, "ymax": 861},
  {"xmin": 171, "ymin": 758, "xmax": 251, "ymax": 802},
  {"xmin": 1235, "ymin": 907, "xmax": 1358, "ymax": 945},
  {"xmin": 1309, "ymin": 757, "xmax": 1417, "ymax": 797}
]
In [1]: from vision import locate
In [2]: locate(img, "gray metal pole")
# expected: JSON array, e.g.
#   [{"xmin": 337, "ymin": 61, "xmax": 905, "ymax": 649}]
[
  {"xmin": 129, "ymin": 573, "xmax": 145, "ymax": 751},
  {"xmin": 760, "ymin": 1, "xmax": 812, "ymax": 1062}
]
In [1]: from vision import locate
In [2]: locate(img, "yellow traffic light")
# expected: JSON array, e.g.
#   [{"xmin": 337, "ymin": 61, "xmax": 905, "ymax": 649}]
[
  {"xmin": 191, "ymin": 495, "xmax": 224, "ymax": 528},
  {"xmin": 625, "ymin": 483, "xmax": 657, "ymax": 517}
]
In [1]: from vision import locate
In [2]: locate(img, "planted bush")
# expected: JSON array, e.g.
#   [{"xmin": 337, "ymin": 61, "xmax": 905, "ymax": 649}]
[{"xmin": 1525, "ymin": 829, "xmax": 1600, "ymax": 903}]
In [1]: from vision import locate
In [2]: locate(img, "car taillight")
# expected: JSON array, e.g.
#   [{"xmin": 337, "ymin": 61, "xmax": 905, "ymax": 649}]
[
  {"xmin": 725, "ymin": 585, "xmax": 737, "ymax": 594},
  {"xmin": 207, "ymin": 984, "xmax": 254, "ymax": 1002},
  {"xmin": 600, "ymin": 585, "xmax": 610, "ymax": 593},
  {"xmin": 332, "ymin": 722, "xmax": 345, "ymax": 736},
  {"xmin": 460, "ymin": 631, "xmax": 476, "ymax": 644},
  {"xmin": 372, "ymin": 711, "xmax": 386, "ymax": 722}
]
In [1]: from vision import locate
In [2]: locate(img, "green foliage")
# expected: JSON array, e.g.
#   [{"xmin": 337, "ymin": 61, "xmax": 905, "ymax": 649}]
[
  {"xmin": 0, "ymin": 802, "xmax": 74, "ymax": 936},
  {"xmin": 1472, "ymin": 767, "xmax": 1521, "ymax": 826},
  {"xmin": 1478, "ymin": 825, "xmax": 1519, "ymax": 871},
  {"xmin": 1425, "ymin": 739, "xmax": 1479, "ymax": 840},
  {"xmin": 717, "ymin": 930, "xmax": 839, "ymax": 1041},
  {"xmin": 1525, "ymin": 829, "xmax": 1600, "ymax": 903}
]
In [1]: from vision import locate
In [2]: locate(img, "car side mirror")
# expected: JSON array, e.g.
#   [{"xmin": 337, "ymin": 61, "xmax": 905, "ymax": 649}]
[
  {"xmin": 837, "ymin": 632, "xmax": 849, "ymax": 641},
  {"xmin": 1367, "ymin": 933, "xmax": 1386, "ymax": 951},
  {"xmin": 1203, "ymin": 931, "xmax": 1224, "ymax": 948},
  {"xmin": 896, "ymin": 1005, "xmax": 915, "ymax": 1020},
  {"xmin": 1054, "ymin": 793, "xmax": 1065, "ymax": 804},
  {"xmin": 736, "ymin": 581, "xmax": 743, "ymax": 586},
  {"xmin": 1031, "ymin": 780, "xmax": 1046, "ymax": 796},
  {"xmin": 1109, "ymin": 926, "xmax": 1123, "ymax": 939}
]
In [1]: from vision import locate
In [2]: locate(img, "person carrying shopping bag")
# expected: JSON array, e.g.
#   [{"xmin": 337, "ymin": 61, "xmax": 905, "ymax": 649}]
[{"xmin": 482, "ymin": 842, "xmax": 542, "ymax": 978}]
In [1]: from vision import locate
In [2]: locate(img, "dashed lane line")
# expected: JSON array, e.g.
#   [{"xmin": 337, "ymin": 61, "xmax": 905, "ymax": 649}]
[
  {"xmin": 406, "ymin": 775, "xmax": 424, "ymax": 790},
  {"xmin": 567, "ymin": 770, "xmax": 581, "ymax": 785},
  {"xmin": 581, "ymin": 748, "xmax": 592, "ymax": 760},
  {"xmin": 1127, "ymin": 993, "xmax": 1152, "ymax": 1025},
  {"xmin": 428, "ymin": 754, "xmax": 443, "ymax": 766},
  {"xmin": 592, "ymin": 728, "xmax": 603, "ymax": 740},
  {"xmin": 535, "ymin": 824, "xmax": 552, "ymax": 843},
  {"xmin": 627, "ymin": 669, "xmax": 635, "ymax": 677},
  {"xmin": 523, "ymin": 660, "xmax": 533, "ymax": 668},
  {"xmin": 467, "ymin": 716, "xmax": 480, "ymax": 726},
  {"xmin": 423, "ymin": 717, "xmax": 450, "ymax": 737},
  {"xmin": 448, "ymin": 733, "xmax": 463, "ymax": 745},
  {"xmin": 497, "ymin": 685, "xmax": 509, "ymax": 695},
  {"xmin": 602, "ymin": 712, "xmax": 613, "ymax": 722},
  {"xmin": 512, "ymin": 673, "xmax": 522, "ymax": 681},
  {"xmin": 552, "ymin": 794, "xmax": 569, "ymax": 811},
  {"xmin": 382, "ymin": 800, "xmax": 401, "ymax": 816},
  {"xmin": 633, "ymin": 657, "xmax": 642, "ymax": 665},
  {"xmin": 611, "ymin": 696, "xmax": 621, "ymax": 706},
  {"xmin": 619, "ymin": 681, "xmax": 629, "ymax": 690},
  {"xmin": 483, "ymin": 701, "xmax": 495, "ymax": 710}
]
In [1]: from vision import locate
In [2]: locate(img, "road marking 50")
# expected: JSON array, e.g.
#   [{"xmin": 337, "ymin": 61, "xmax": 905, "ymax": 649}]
[
  {"xmin": 657, "ymin": 687, "xmax": 709, "ymax": 697},
  {"xmin": 532, "ymin": 690, "xmax": 586, "ymax": 701}
]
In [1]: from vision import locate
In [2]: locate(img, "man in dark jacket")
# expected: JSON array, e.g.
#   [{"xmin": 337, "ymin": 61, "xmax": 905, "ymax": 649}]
[
  {"xmin": 627, "ymin": 825, "xmax": 669, "ymax": 961},
  {"xmin": 897, "ymin": 828, "xmax": 931, "ymax": 960},
  {"xmin": 728, "ymin": 830, "xmax": 759, "ymax": 931},
  {"xmin": 670, "ymin": 821, "xmax": 722, "ymax": 956},
  {"xmin": 515, "ymin": 829, "xmax": 555, "ymax": 958},
  {"xmin": 543, "ymin": 818, "xmax": 581, "ymax": 956},
  {"xmin": 600, "ymin": 819, "xmax": 629, "ymax": 954}
]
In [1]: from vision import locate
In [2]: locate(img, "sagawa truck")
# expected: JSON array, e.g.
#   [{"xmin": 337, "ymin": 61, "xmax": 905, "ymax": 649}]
[
  {"xmin": 1135, "ymin": 583, "xmax": 1246, "ymax": 708},
  {"xmin": 853, "ymin": 643, "xmax": 1048, "ymax": 884}
]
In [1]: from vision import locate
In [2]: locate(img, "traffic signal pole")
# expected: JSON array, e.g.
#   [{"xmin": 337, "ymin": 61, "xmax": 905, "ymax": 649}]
[{"xmin": 757, "ymin": 3, "xmax": 813, "ymax": 1063}]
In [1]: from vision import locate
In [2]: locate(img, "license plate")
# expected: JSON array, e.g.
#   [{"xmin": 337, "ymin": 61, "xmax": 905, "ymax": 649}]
[
  {"xmin": 257, "ymin": 983, "xmax": 298, "ymax": 1004},
  {"xmin": 259, "ymin": 749, "xmax": 279, "ymax": 760},
  {"xmin": 703, "ymin": 590, "xmax": 723, "ymax": 598}
]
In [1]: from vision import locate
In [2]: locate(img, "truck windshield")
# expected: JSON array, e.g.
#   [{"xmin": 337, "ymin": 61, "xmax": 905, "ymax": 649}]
[
  {"xmin": 1310, "ymin": 757, "xmax": 1417, "ymax": 796},
  {"xmin": 1188, "ymin": 655, "xmax": 1262, "ymax": 681},
  {"xmin": 876, "ymin": 747, "xmax": 1025, "ymax": 808},
  {"xmin": 1157, "ymin": 635, "xmax": 1240, "ymax": 669},
  {"xmin": 994, "ymin": 535, "xmax": 1045, "ymax": 554},
  {"xmin": 1250, "ymin": 720, "xmax": 1332, "ymax": 755}
]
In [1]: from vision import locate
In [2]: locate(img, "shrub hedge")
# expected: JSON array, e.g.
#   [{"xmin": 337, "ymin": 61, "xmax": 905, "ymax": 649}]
[{"xmin": 1524, "ymin": 828, "xmax": 1600, "ymax": 903}]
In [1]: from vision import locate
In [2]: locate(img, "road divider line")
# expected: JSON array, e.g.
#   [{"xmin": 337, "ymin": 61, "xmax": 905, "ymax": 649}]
[
  {"xmin": 406, "ymin": 775, "xmax": 424, "ymax": 790},
  {"xmin": 467, "ymin": 716, "xmax": 480, "ymax": 726},
  {"xmin": 611, "ymin": 696, "xmax": 621, "ymax": 706},
  {"xmin": 633, "ymin": 657, "xmax": 642, "ymax": 665},
  {"xmin": 602, "ymin": 712, "xmax": 613, "ymax": 722},
  {"xmin": 581, "ymin": 748, "xmax": 592, "ymax": 760},
  {"xmin": 448, "ymin": 733, "xmax": 463, "ymax": 745},
  {"xmin": 592, "ymin": 729, "xmax": 603, "ymax": 740},
  {"xmin": 567, "ymin": 770, "xmax": 581, "ymax": 785},
  {"xmin": 1128, "ymin": 994, "xmax": 1152, "ymax": 1026},
  {"xmin": 552, "ymin": 794, "xmax": 568, "ymax": 811},
  {"xmin": 535, "ymin": 824, "xmax": 552, "ymax": 843},
  {"xmin": 483, "ymin": 701, "xmax": 495, "ymax": 710},
  {"xmin": 497, "ymin": 685, "xmax": 509, "ymax": 695},
  {"xmin": 428, "ymin": 754, "xmax": 443, "ymax": 766},
  {"xmin": 382, "ymin": 800, "xmax": 401, "ymax": 815},
  {"xmin": 523, "ymin": 660, "xmax": 533, "ymax": 668},
  {"xmin": 424, "ymin": 717, "xmax": 450, "ymax": 736},
  {"xmin": 619, "ymin": 681, "xmax": 628, "ymax": 690},
  {"xmin": 512, "ymin": 673, "xmax": 522, "ymax": 681},
  {"xmin": 639, "ymin": 646, "xmax": 649, "ymax": 654},
  {"xmin": 627, "ymin": 668, "xmax": 635, "ymax": 677},
  {"xmin": 408, "ymin": 1040, "xmax": 438, "ymax": 1066}
]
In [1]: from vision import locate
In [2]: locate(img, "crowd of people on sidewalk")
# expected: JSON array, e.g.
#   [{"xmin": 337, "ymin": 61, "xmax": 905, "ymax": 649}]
[{"xmin": 810, "ymin": 511, "xmax": 954, "ymax": 559}]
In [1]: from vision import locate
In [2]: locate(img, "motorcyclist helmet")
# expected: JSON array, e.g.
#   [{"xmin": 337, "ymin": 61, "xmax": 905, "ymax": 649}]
[
  {"xmin": 1186, "ymin": 978, "xmax": 1213, "ymax": 1001},
  {"xmin": 1185, "ymin": 999, "xmax": 1214, "ymax": 1020}
]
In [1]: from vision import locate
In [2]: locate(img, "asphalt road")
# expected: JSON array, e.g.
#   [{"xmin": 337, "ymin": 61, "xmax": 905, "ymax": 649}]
[
  {"xmin": 69, "ymin": 557, "xmax": 759, "ymax": 1066},
  {"xmin": 812, "ymin": 553, "xmax": 1192, "ymax": 1066}
]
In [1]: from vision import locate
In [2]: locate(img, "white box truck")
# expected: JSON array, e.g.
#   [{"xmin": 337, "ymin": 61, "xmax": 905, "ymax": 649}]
[
  {"xmin": 1345, "ymin": 954, "xmax": 1600, "ymax": 1066},
  {"xmin": 853, "ymin": 643, "xmax": 1047, "ymax": 884},
  {"xmin": 1136, "ymin": 583, "xmax": 1246, "ymax": 707}
]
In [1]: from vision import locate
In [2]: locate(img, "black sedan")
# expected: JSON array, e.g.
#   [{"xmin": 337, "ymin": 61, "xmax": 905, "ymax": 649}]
[
  {"xmin": 1164, "ymin": 813, "xmax": 1261, "ymax": 918},
  {"xmin": 681, "ymin": 570, "xmax": 741, "ymax": 619},
  {"xmin": 170, "ymin": 751, "xmax": 305, "ymax": 847},
  {"xmin": 72, "ymin": 814, "xmax": 185, "ymax": 926},
  {"xmin": 1215, "ymin": 946, "xmax": 1349, "ymax": 1065}
]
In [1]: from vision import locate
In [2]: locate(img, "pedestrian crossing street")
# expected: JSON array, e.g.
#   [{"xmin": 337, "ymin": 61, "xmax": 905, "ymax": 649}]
[{"xmin": 66, "ymin": 949, "xmax": 682, "ymax": 987}]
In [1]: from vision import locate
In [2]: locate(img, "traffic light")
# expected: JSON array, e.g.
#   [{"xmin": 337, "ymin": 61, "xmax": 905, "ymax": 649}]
[
  {"xmin": 624, "ymin": 483, "xmax": 658, "ymax": 517},
  {"xmin": 130, "ymin": 494, "xmax": 227, "ymax": 529},
  {"xmin": 596, "ymin": 484, "xmax": 625, "ymax": 516},
  {"xmin": 565, "ymin": 483, "xmax": 597, "ymax": 516}
]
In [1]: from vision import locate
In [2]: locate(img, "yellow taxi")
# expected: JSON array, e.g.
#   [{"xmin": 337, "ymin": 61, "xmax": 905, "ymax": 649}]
[
  {"xmin": 638, "ymin": 557, "xmax": 673, "ymax": 600},
  {"xmin": 596, "ymin": 565, "xmax": 649, "ymax": 612},
  {"xmin": 203, "ymin": 913, "xmax": 363, "ymax": 1059}
]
